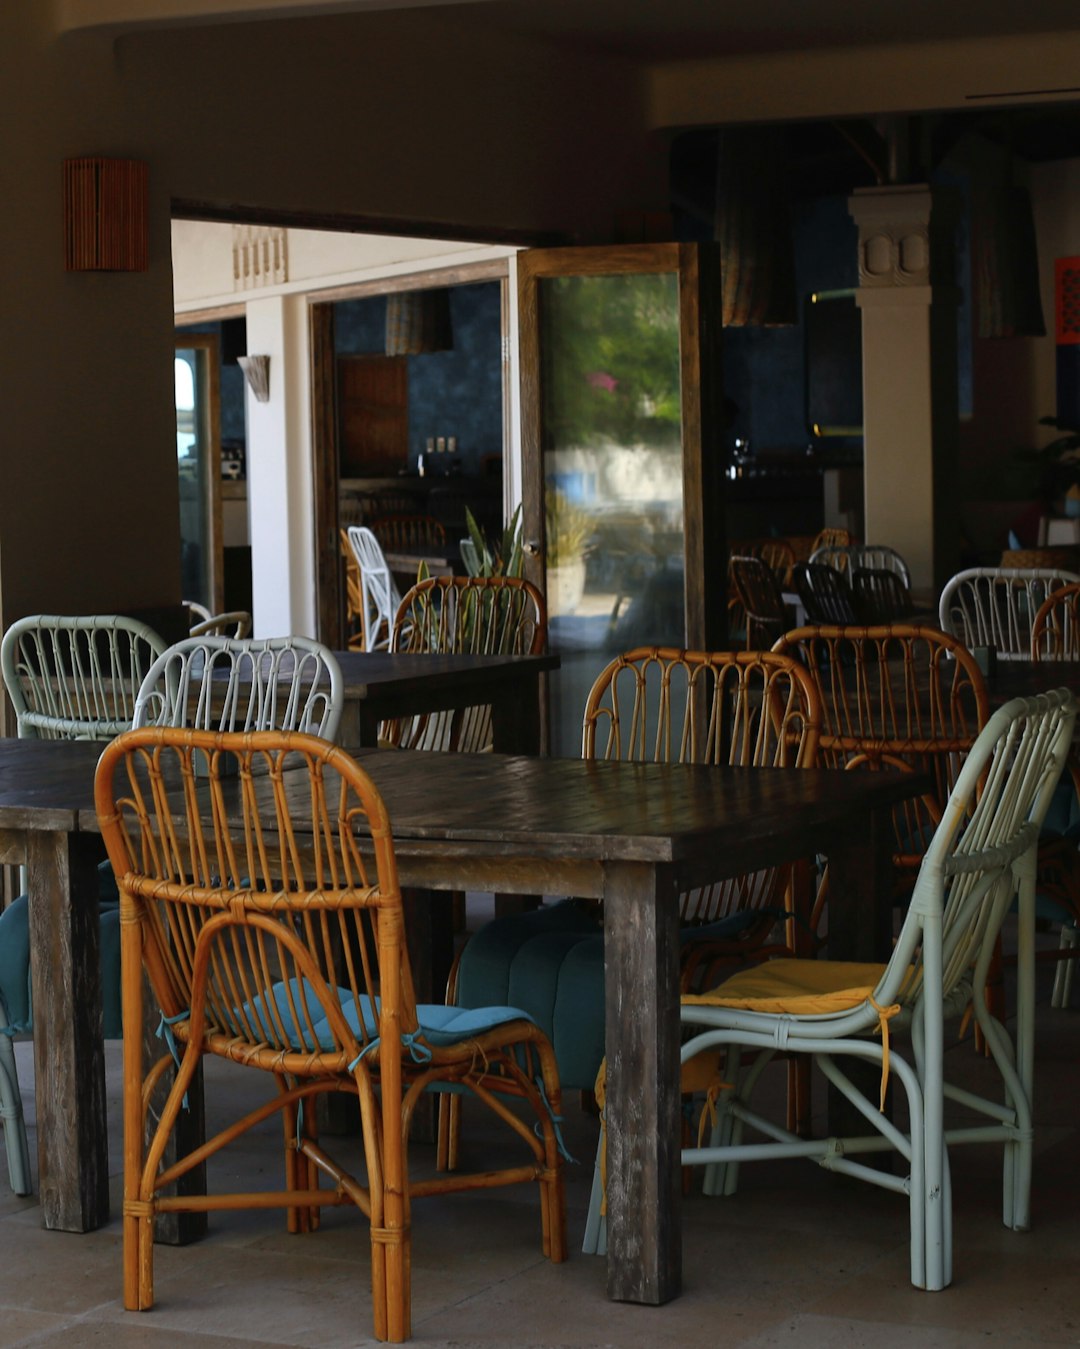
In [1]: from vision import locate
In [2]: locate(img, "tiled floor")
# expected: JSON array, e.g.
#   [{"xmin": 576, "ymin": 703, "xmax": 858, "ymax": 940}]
[{"xmin": 2, "ymin": 925, "xmax": 1079, "ymax": 1347}]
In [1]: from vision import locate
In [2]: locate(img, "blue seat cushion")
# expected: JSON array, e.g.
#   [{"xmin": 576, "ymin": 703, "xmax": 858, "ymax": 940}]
[
  {"xmin": 236, "ymin": 978, "xmax": 535, "ymax": 1057},
  {"xmin": 0, "ymin": 894, "xmax": 123, "ymax": 1039}
]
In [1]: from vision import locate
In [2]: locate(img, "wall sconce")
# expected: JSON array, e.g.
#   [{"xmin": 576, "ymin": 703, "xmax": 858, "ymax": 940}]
[
  {"xmin": 237, "ymin": 355, "xmax": 270, "ymax": 402},
  {"xmin": 63, "ymin": 157, "xmax": 149, "ymax": 272}
]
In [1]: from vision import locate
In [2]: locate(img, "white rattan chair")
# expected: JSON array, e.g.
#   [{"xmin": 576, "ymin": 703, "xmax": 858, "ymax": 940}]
[
  {"xmin": 345, "ymin": 525, "xmax": 402, "ymax": 652},
  {"xmin": 188, "ymin": 610, "xmax": 252, "ymax": 639},
  {"xmin": 657, "ymin": 690, "xmax": 1075, "ymax": 1291},
  {"xmin": 132, "ymin": 635, "xmax": 343, "ymax": 740},
  {"xmin": 939, "ymin": 567, "xmax": 1080, "ymax": 660}
]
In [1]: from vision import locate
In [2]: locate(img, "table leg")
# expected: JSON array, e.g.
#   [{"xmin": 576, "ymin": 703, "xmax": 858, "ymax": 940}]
[
  {"xmin": 26, "ymin": 831, "xmax": 109, "ymax": 1232},
  {"xmin": 489, "ymin": 675, "xmax": 541, "ymax": 756},
  {"xmin": 602, "ymin": 859, "xmax": 682, "ymax": 1305}
]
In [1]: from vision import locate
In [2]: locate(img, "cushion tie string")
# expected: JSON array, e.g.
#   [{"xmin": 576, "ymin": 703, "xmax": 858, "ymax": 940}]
[
  {"xmin": 156, "ymin": 1009, "xmax": 192, "ymax": 1109},
  {"xmin": 869, "ymin": 994, "xmax": 901, "ymax": 1111},
  {"xmin": 533, "ymin": 1075, "xmax": 575, "ymax": 1164},
  {"xmin": 348, "ymin": 1029, "xmax": 434, "ymax": 1075}
]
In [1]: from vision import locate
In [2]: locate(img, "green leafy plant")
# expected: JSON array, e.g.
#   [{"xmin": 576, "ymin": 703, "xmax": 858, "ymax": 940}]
[{"xmin": 463, "ymin": 504, "xmax": 523, "ymax": 577}]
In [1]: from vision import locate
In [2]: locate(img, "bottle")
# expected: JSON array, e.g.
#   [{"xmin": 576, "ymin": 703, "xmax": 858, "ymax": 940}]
[{"xmin": 417, "ymin": 452, "xmax": 425, "ymax": 478}]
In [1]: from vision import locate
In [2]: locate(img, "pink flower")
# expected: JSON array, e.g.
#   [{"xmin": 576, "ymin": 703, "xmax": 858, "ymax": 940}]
[{"xmin": 586, "ymin": 371, "xmax": 618, "ymax": 393}]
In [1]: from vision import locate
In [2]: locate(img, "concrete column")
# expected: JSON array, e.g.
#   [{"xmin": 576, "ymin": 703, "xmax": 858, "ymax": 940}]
[
  {"xmin": 849, "ymin": 185, "xmax": 959, "ymax": 596},
  {"xmin": 244, "ymin": 293, "xmax": 317, "ymax": 639}
]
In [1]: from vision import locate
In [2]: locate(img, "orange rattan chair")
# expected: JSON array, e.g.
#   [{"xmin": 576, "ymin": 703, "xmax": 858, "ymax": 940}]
[
  {"xmin": 772, "ymin": 623, "xmax": 990, "ymax": 906},
  {"xmin": 447, "ymin": 646, "xmax": 823, "ymax": 1195},
  {"xmin": 385, "ymin": 575, "xmax": 547, "ymax": 751},
  {"xmin": 95, "ymin": 726, "xmax": 567, "ymax": 1344},
  {"xmin": 583, "ymin": 647, "xmax": 823, "ymax": 982}
]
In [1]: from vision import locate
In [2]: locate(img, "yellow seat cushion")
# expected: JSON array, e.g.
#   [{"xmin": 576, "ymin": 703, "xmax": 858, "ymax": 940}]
[{"xmin": 683, "ymin": 958, "xmax": 890, "ymax": 1015}]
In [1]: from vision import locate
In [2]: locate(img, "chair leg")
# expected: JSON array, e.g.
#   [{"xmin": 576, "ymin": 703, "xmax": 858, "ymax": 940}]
[
  {"xmin": 1051, "ymin": 924, "xmax": 1078, "ymax": 1008},
  {"xmin": 581, "ymin": 1129, "xmax": 607, "ymax": 1255},
  {"xmin": 0, "ymin": 1033, "xmax": 31, "ymax": 1195}
]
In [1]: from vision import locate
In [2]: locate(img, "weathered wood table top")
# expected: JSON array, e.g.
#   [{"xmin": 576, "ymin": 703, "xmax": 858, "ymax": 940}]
[{"xmin": 0, "ymin": 733, "xmax": 923, "ymax": 1313}]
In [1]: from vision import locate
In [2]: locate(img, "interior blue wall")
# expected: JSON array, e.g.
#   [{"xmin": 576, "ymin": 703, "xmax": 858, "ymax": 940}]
[
  {"xmin": 334, "ymin": 282, "xmax": 503, "ymax": 476},
  {"xmin": 722, "ymin": 193, "xmax": 860, "ymax": 455}
]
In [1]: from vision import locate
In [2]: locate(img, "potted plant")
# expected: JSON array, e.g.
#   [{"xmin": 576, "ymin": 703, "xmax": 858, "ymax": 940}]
[{"xmin": 545, "ymin": 488, "xmax": 593, "ymax": 615}]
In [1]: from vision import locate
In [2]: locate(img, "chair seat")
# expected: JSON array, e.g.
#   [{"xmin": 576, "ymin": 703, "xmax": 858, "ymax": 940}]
[
  {"xmin": 234, "ymin": 977, "xmax": 536, "ymax": 1058},
  {"xmin": 683, "ymin": 957, "xmax": 889, "ymax": 1016}
]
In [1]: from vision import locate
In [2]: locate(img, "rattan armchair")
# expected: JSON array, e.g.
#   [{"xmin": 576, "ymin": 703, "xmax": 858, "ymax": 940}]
[
  {"xmin": 792, "ymin": 561, "xmax": 860, "ymax": 625},
  {"xmin": 95, "ymin": 727, "xmax": 567, "ymax": 1343}
]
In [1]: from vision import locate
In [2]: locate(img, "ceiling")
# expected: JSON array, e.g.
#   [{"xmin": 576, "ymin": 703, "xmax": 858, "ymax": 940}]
[{"xmin": 464, "ymin": 0, "xmax": 1080, "ymax": 63}]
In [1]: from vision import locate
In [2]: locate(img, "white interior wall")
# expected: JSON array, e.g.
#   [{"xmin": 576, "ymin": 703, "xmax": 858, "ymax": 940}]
[{"xmin": 173, "ymin": 223, "xmax": 522, "ymax": 633}]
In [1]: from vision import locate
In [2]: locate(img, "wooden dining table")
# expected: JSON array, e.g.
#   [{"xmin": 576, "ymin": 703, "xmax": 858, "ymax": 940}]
[
  {"xmin": 333, "ymin": 649, "xmax": 557, "ymax": 752},
  {"xmin": 0, "ymin": 732, "xmax": 923, "ymax": 1314}
]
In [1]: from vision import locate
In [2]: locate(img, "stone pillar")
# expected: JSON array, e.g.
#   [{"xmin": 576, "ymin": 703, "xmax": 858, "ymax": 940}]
[{"xmin": 848, "ymin": 185, "xmax": 959, "ymax": 596}]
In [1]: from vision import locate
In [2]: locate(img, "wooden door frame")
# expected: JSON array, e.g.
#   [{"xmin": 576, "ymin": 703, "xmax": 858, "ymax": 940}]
[
  {"xmin": 516, "ymin": 241, "xmax": 728, "ymax": 652},
  {"xmin": 310, "ymin": 259, "xmax": 513, "ymax": 648},
  {"xmin": 174, "ymin": 331, "xmax": 224, "ymax": 615}
]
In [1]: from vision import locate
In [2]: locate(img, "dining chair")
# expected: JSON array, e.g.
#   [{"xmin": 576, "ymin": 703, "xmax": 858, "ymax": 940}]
[
  {"xmin": 810, "ymin": 525, "xmax": 855, "ymax": 553},
  {"xmin": 1027, "ymin": 581, "xmax": 1080, "ymax": 1006},
  {"xmin": 938, "ymin": 566, "xmax": 1080, "ymax": 660},
  {"xmin": 188, "ymin": 609, "xmax": 252, "ymax": 639},
  {"xmin": 771, "ymin": 623, "xmax": 990, "ymax": 904},
  {"xmin": 672, "ymin": 689, "xmax": 1076, "ymax": 1291},
  {"xmin": 132, "ymin": 634, "xmax": 343, "ymax": 740},
  {"xmin": 792, "ymin": 560, "xmax": 860, "ymax": 625},
  {"xmin": 851, "ymin": 565, "xmax": 914, "ymax": 624},
  {"xmin": 729, "ymin": 555, "xmax": 789, "ymax": 649},
  {"xmin": 730, "ymin": 538, "xmax": 797, "ymax": 589},
  {"xmin": 345, "ymin": 525, "xmax": 402, "ymax": 653},
  {"xmin": 383, "ymin": 575, "xmax": 547, "ymax": 751},
  {"xmin": 95, "ymin": 726, "xmax": 567, "ymax": 1344},
  {"xmin": 445, "ymin": 647, "xmax": 823, "ymax": 1183},
  {"xmin": 850, "ymin": 543, "xmax": 911, "ymax": 588},
  {"xmin": 807, "ymin": 542, "xmax": 853, "ymax": 574},
  {"xmin": 0, "ymin": 613, "xmax": 169, "ymax": 1195},
  {"xmin": 368, "ymin": 512, "xmax": 446, "ymax": 554},
  {"xmin": 1, "ymin": 613, "xmax": 167, "ymax": 739}
]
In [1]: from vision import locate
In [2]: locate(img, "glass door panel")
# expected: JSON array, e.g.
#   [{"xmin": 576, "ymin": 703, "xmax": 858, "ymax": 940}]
[
  {"xmin": 538, "ymin": 271, "xmax": 685, "ymax": 757},
  {"xmin": 174, "ymin": 335, "xmax": 223, "ymax": 613}
]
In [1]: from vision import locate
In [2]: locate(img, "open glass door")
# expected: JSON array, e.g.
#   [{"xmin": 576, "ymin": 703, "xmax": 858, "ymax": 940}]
[
  {"xmin": 174, "ymin": 334, "xmax": 224, "ymax": 614},
  {"xmin": 518, "ymin": 243, "xmax": 727, "ymax": 757}
]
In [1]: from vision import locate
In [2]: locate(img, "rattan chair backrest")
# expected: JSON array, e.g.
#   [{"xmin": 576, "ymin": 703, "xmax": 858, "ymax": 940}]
[
  {"xmin": 1, "ymin": 613, "xmax": 168, "ymax": 740},
  {"xmin": 851, "ymin": 565, "xmax": 914, "ymax": 624},
  {"xmin": 772, "ymin": 623, "xmax": 990, "ymax": 887},
  {"xmin": 1031, "ymin": 581, "xmax": 1080, "ymax": 661},
  {"xmin": 730, "ymin": 555, "xmax": 788, "ymax": 650},
  {"xmin": 189, "ymin": 610, "xmax": 252, "ymax": 639},
  {"xmin": 792, "ymin": 561, "xmax": 860, "ymax": 625},
  {"xmin": 368, "ymin": 513, "xmax": 446, "ymax": 553},
  {"xmin": 386, "ymin": 575, "xmax": 547, "ymax": 751},
  {"xmin": 132, "ymin": 635, "xmax": 344, "ymax": 740},
  {"xmin": 582, "ymin": 646, "xmax": 821, "ymax": 927},
  {"xmin": 939, "ymin": 566, "xmax": 1080, "ymax": 660}
]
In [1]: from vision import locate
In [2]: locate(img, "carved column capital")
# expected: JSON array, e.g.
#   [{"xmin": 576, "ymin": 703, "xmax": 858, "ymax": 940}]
[{"xmin": 848, "ymin": 185, "xmax": 934, "ymax": 288}]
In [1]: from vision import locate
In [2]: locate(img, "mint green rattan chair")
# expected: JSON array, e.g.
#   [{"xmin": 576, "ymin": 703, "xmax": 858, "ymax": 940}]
[{"xmin": 0, "ymin": 613, "xmax": 169, "ymax": 1194}]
